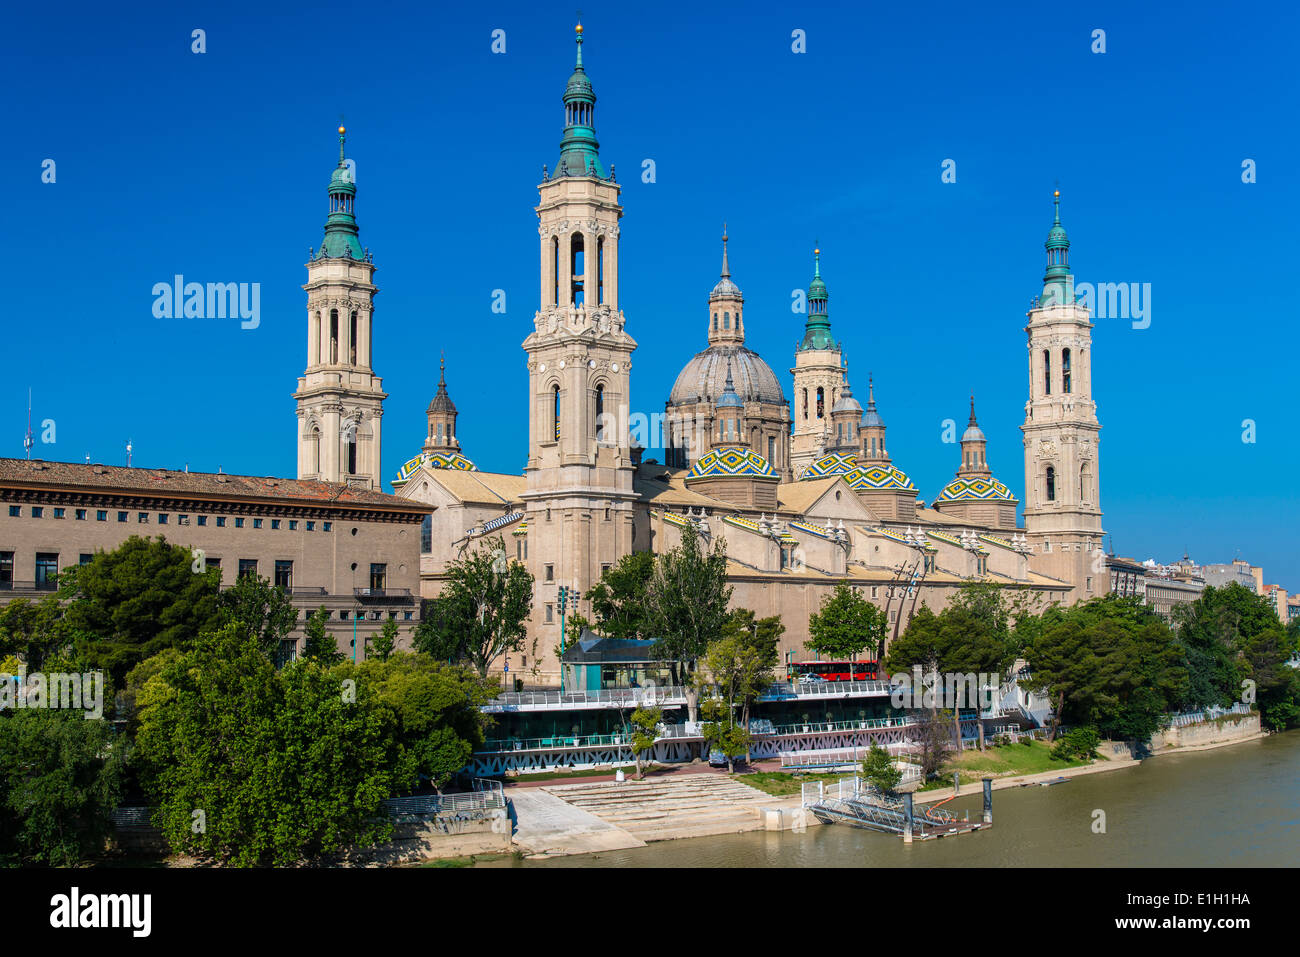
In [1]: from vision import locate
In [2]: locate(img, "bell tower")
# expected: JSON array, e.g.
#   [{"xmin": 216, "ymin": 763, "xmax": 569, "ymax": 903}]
[
  {"xmin": 522, "ymin": 24, "xmax": 638, "ymax": 680},
  {"xmin": 294, "ymin": 126, "xmax": 385, "ymax": 489},
  {"xmin": 790, "ymin": 247, "xmax": 844, "ymax": 474},
  {"xmin": 1021, "ymin": 191, "xmax": 1105, "ymax": 602}
]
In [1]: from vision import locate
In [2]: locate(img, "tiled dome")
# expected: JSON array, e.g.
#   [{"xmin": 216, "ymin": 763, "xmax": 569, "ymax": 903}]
[
  {"xmin": 668, "ymin": 345, "xmax": 786, "ymax": 407},
  {"xmin": 687, "ymin": 446, "xmax": 777, "ymax": 479},
  {"xmin": 846, "ymin": 464, "xmax": 916, "ymax": 491},
  {"xmin": 392, "ymin": 450, "xmax": 476, "ymax": 487},
  {"xmin": 801, "ymin": 452, "xmax": 859, "ymax": 479},
  {"xmin": 936, "ymin": 477, "xmax": 1015, "ymax": 501}
]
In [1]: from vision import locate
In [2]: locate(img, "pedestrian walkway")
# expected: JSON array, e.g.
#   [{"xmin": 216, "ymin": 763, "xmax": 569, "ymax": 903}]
[
  {"xmin": 508, "ymin": 788, "xmax": 646, "ymax": 857},
  {"xmin": 542, "ymin": 774, "xmax": 793, "ymax": 843}
]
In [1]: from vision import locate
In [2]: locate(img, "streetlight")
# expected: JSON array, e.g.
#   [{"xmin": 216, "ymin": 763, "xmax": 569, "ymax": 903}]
[{"xmin": 558, "ymin": 584, "xmax": 570, "ymax": 694}]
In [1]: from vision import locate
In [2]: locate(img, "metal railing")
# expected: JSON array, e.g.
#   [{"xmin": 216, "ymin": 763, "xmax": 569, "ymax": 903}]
[
  {"xmin": 1168, "ymin": 702, "xmax": 1253, "ymax": 728},
  {"xmin": 762, "ymin": 679, "xmax": 897, "ymax": 700},
  {"xmin": 484, "ymin": 685, "xmax": 688, "ymax": 711},
  {"xmin": 770, "ymin": 715, "xmax": 914, "ymax": 735},
  {"xmin": 381, "ymin": 778, "xmax": 505, "ymax": 821}
]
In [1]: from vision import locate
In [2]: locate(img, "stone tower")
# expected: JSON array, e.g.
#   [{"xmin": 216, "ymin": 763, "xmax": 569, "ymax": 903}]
[
  {"xmin": 790, "ymin": 248, "xmax": 844, "ymax": 475},
  {"xmin": 521, "ymin": 24, "xmax": 638, "ymax": 678},
  {"xmin": 294, "ymin": 127, "xmax": 385, "ymax": 489},
  {"xmin": 1021, "ymin": 191, "xmax": 1105, "ymax": 602},
  {"xmin": 423, "ymin": 356, "xmax": 459, "ymax": 453}
]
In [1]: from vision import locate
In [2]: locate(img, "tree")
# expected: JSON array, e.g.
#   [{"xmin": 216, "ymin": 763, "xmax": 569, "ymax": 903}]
[
  {"xmin": 1175, "ymin": 583, "xmax": 1289, "ymax": 711},
  {"xmin": 700, "ymin": 632, "xmax": 773, "ymax": 762},
  {"xmin": 0, "ymin": 595, "xmax": 68, "ymax": 672},
  {"xmin": 627, "ymin": 705, "xmax": 662, "ymax": 780},
  {"xmin": 135, "ymin": 624, "xmax": 411, "ymax": 865},
  {"xmin": 218, "ymin": 571, "xmax": 300, "ymax": 664},
  {"xmin": 413, "ymin": 537, "xmax": 533, "ymax": 679},
  {"xmin": 644, "ymin": 524, "xmax": 732, "ymax": 720},
  {"xmin": 62, "ymin": 536, "xmax": 221, "ymax": 686},
  {"xmin": 914, "ymin": 709, "xmax": 953, "ymax": 781},
  {"xmin": 583, "ymin": 551, "xmax": 656, "ymax": 640},
  {"xmin": 861, "ymin": 743, "xmax": 902, "ymax": 794},
  {"xmin": 806, "ymin": 582, "xmax": 887, "ymax": 667},
  {"xmin": 368, "ymin": 617, "xmax": 400, "ymax": 663},
  {"xmin": 721, "ymin": 608, "xmax": 784, "ymax": 672},
  {"xmin": 334, "ymin": 653, "xmax": 495, "ymax": 791},
  {"xmin": 0, "ymin": 709, "xmax": 125, "ymax": 866},
  {"xmin": 301, "ymin": 606, "xmax": 343, "ymax": 664}
]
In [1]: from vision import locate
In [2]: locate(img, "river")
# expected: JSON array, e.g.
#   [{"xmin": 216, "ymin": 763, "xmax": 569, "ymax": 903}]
[{"xmin": 481, "ymin": 732, "xmax": 1300, "ymax": 867}]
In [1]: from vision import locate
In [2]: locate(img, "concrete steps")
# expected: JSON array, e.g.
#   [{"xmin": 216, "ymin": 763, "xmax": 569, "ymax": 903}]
[{"xmin": 542, "ymin": 774, "xmax": 791, "ymax": 842}]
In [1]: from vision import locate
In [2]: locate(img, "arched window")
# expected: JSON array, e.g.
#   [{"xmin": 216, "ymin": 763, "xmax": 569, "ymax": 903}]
[
  {"xmin": 1062, "ymin": 348, "xmax": 1072, "ymax": 394},
  {"xmin": 330, "ymin": 309, "xmax": 339, "ymax": 363},
  {"xmin": 723, "ymin": 311, "xmax": 730, "ymax": 330},
  {"xmin": 1046, "ymin": 466, "xmax": 1056, "ymax": 502},
  {"xmin": 597, "ymin": 236, "xmax": 605, "ymax": 304},
  {"xmin": 816, "ymin": 387, "xmax": 824, "ymax": 418},
  {"xmin": 1043, "ymin": 350, "xmax": 1051, "ymax": 396},
  {"xmin": 308, "ymin": 426, "xmax": 320, "ymax": 474},
  {"xmin": 345, "ymin": 429, "xmax": 357, "ymax": 475},
  {"xmin": 552, "ymin": 237, "xmax": 560, "ymax": 306},
  {"xmin": 712, "ymin": 312, "xmax": 718, "ymax": 331},
  {"xmin": 349, "ymin": 311, "xmax": 358, "ymax": 364},
  {"xmin": 595, "ymin": 385, "xmax": 605, "ymax": 442},
  {"xmin": 570, "ymin": 233, "xmax": 585, "ymax": 306},
  {"xmin": 802, "ymin": 389, "xmax": 808, "ymax": 420},
  {"xmin": 436, "ymin": 423, "xmax": 443, "ymax": 444},
  {"xmin": 552, "ymin": 385, "xmax": 561, "ymax": 440},
  {"xmin": 1080, "ymin": 462, "xmax": 1091, "ymax": 500}
]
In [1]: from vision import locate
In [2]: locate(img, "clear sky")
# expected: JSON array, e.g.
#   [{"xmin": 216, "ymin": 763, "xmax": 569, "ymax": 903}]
[{"xmin": 5, "ymin": 1, "xmax": 1297, "ymax": 585}]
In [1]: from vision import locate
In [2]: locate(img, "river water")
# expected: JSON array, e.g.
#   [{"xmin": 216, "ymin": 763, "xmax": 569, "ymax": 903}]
[{"xmin": 482, "ymin": 732, "xmax": 1300, "ymax": 867}]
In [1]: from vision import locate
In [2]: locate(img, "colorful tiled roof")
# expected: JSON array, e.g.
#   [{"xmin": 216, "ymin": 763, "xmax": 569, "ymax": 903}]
[
  {"xmin": 936, "ymin": 477, "xmax": 1015, "ymax": 502},
  {"xmin": 847, "ymin": 464, "xmax": 916, "ymax": 491},
  {"xmin": 722, "ymin": 514, "xmax": 763, "ymax": 533},
  {"xmin": 392, "ymin": 449, "xmax": 477, "ymax": 487},
  {"xmin": 686, "ymin": 446, "xmax": 777, "ymax": 479},
  {"xmin": 663, "ymin": 511, "xmax": 691, "ymax": 528},
  {"xmin": 801, "ymin": 452, "xmax": 859, "ymax": 479},
  {"xmin": 788, "ymin": 519, "xmax": 834, "ymax": 539}
]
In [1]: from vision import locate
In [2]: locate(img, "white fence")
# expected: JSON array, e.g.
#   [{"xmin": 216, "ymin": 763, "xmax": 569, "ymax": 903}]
[{"xmin": 1168, "ymin": 702, "xmax": 1253, "ymax": 728}]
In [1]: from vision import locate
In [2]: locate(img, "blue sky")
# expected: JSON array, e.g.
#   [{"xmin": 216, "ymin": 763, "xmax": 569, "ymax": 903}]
[{"xmin": 5, "ymin": 1, "xmax": 1297, "ymax": 585}]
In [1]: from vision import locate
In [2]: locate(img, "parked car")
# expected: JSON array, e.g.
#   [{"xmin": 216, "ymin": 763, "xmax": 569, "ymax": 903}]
[{"xmin": 708, "ymin": 749, "xmax": 742, "ymax": 768}]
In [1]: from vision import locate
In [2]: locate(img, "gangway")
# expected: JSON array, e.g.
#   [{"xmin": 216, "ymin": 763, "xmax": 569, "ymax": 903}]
[{"xmin": 801, "ymin": 776, "xmax": 991, "ymax": 841}]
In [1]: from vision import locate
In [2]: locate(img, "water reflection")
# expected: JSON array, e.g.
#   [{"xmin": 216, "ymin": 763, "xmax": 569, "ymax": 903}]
[{"xmin": 481, "ymin": 733, "xmax": 1299, "ymax": 867}]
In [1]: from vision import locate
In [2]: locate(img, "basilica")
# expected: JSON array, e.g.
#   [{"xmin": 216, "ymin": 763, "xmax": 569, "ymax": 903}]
[{"xmin": 293, "ymin": 25, "xmax": 1106, "ymax": 684}]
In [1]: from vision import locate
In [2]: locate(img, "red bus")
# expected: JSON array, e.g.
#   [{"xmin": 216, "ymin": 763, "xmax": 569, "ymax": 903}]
[{"xmin": 790, "ymin": 660, "xmax": 879, "ymax": 682}]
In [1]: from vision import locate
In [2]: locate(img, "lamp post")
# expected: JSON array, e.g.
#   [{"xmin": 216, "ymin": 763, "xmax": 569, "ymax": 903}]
[{"xmin": 558, "ymin": 584, "xmax": 570, "ymax": 694}]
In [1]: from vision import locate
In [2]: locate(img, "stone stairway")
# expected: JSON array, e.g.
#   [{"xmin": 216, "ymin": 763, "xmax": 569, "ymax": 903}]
[{"xmin": 543, "ymin": 774, "xmax": 793, "ymax": 842}]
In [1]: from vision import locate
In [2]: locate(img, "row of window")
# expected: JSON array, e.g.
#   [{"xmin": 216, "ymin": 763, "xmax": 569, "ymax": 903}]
[
  {"xmin": 0, "ymin": 551, "xmax": 393, "ymax": 598},
  {"xmin": 7, "ymin": 505, "xmax": 332, "ymax": 532},
  {"xmin": 1043, "ymin": 348, "xmax": 1074, "ymax": 396}
]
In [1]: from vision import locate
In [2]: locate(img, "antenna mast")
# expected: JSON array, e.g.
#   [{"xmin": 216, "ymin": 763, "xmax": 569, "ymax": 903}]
[{"xmin": 23, "ymin": 389, "xmax": 33, "ymax": 460}]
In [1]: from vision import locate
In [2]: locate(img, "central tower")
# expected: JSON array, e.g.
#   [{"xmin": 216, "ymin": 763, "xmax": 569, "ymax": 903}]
[
  {"xmin": 1021, "ymin": 191, "xmax": 1105, "ymax": 601},
  {"xmin": 522, "ymin": 24, "xmax": 637, "ymax": 678},
  {"xmin": 790, "ymin": 248, "xmax": 845, "ymax": 475},
  {"xmin": 294, "ymin": 127, "xmax": 385, "ymax": 489}
]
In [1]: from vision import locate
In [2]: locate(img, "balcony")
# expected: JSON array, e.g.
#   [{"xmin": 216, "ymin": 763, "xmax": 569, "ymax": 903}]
[{"xmin": 353, "ymin": 587, "xmax": 413, "ymax": 604}]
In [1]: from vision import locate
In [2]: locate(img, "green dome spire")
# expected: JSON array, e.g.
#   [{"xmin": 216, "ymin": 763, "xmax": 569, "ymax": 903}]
[
  {"xmin": 556, "ymin": 23, "xmax": 606, "ymax": 179},
  {"xmin": 1041, "ymin": 189, "xmax": 1072, "ymax": 306},
  {"xmin": 318, "ymin": 125, "xmax": 364, "ymax": 260},
  {"xmin": 800, "ymin": 244, "xmax": 836, "ymax": 351}
]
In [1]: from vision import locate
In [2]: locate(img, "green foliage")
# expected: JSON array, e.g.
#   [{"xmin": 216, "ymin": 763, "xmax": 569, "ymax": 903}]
[
  {"xmin": 0, "ymin": 709, "xmax": 124, "ymax": 865},
  {"xmin": 333, "ymin": 653, "xmax": 494, "ymax": 791},
  {"xmin": 861, "ymin": 743, "xmax": 902, "ymax": 794},
  {"xmin": 1051, "ymin": 726, "xmax": 1100, "ymax": 761},
  {"xmin": 302, "ymin": 606, "xmax": 343, "ymax": 664},
  {"xmin": 0, "ymin": 595, "xmax": 69, "ymax": 672},
  {"xmin": 61, "ymin": 536, "xmax": 221, "ymax": 685},
  {"xmin": 218, "ymin": 572, "xmax": 300, "ymax": 664},
  {"xmin": 627, "ymin": 705, "xmax": 662, "ymax": 779},
  {"xmin": 582, "ymin": 552, "xmax": 656, "ymax": 640},
  {"xmin": 806, "ymin": 582, "xmax": 887, "ymax": 663},
  {"xmin": 413, "ymin": 537, "xmax": 533, "ymax": 678},
  {"xmin": 645, "ymin": 525, "xmax": 733, "ymax": 677},
  {"xmin": 720, "ymin": 609, "xmax": 785, "ymax": 670},
  {"xmin": 135, "ymin": 624, "xmax": 410, "ymax": 866},
  {"xmin": 368, "ymin": 617, "xmax": 400, "ymax": 663}
]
